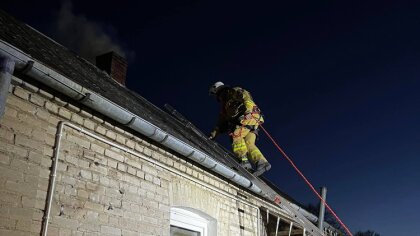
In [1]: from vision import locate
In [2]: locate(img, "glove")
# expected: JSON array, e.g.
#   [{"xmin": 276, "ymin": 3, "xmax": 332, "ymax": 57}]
[{"xmin": 209, "ymin": 130, "xmax": 218, "ymax": 140}]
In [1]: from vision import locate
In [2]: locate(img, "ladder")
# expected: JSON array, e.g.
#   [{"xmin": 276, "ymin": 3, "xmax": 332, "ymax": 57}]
[{"xmin": 163, "ymin": 104, "xmax": 326, "ymax": 236}]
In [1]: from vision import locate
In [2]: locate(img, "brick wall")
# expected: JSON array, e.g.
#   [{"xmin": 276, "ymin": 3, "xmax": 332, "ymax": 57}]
[{"xmin": 0, "ymin": 77, "xmax": 291, "ymax": 236}]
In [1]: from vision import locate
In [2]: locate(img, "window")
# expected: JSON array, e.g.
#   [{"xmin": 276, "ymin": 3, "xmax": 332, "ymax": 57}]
[
  {"xmin": 170, "ymin": 225, "xmax": 201, "ymax": 236},
  {"xmin": 170, "ymin": 207, "xmax": 217, "ymax": 236}
]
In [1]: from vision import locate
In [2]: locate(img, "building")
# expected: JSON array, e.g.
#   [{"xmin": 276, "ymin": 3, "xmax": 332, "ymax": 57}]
[{"xmin": 0, "ymin": 10, "xmax": 340, "ymax": 236}]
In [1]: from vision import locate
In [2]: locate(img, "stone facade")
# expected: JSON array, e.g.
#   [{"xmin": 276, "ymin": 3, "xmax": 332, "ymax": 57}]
[{"xmin": 0, "ymin": 77, "xmax": 296, "ymax": 236}]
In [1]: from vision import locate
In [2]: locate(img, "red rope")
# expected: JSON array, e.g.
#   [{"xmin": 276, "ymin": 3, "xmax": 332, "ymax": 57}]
[{"xmin": 259, "ymin": 124, "xmax": 353, "ymax": 236}]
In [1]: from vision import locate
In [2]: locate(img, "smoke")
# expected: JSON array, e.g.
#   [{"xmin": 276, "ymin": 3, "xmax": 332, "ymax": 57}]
[{"xmin": 52, "ymin": 1, "xmax": 133, "ymax": 62}]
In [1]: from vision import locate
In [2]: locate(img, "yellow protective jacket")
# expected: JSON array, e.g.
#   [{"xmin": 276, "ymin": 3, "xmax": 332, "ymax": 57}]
[{"xmin": 215, "ymin": 87, "xmax": 264, "ymax": 133}]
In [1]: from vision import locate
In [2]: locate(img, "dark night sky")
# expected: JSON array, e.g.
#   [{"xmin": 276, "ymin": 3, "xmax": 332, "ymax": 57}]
[{"xmin": 2, "ymin": 1, "xmax": 420, "ymax": 234}]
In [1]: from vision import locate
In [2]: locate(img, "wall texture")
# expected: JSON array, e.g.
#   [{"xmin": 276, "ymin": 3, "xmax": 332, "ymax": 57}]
[{"xmin": 0, "ymin": 77, "xmax": 292, "ymax": 236}]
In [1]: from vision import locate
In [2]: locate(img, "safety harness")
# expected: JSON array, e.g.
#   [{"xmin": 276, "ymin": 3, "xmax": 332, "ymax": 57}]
[{"xmin": 229, "ymin": 105, "xmax": 263, "ymax": 138}]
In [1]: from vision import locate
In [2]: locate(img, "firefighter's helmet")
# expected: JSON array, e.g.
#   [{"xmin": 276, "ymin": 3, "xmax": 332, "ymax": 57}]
[{"xmin": 209, "ymin": 81, "xmax": 225, "ymax": 96}]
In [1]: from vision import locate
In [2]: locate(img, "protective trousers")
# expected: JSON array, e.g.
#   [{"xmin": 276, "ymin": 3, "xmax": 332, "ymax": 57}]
[{"xmin": 231, "ymin": 126, "xmax": 268, "ymax": 164}]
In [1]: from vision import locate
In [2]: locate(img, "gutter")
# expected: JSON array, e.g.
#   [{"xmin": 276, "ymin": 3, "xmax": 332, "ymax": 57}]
[
  {"xmin": 0, "ymin": 40, "xmax": 261, "ymax": 194},
  {"xmin": 0, "ymin": 40, "xmax": 334, "ymax": 235}
]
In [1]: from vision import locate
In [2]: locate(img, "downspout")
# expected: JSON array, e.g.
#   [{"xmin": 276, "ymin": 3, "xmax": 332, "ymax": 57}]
[
  {"xmin": 40, "ymin": 120, "xmax": 65, "ymax": 236},
  {"xmin": 0, "ymin": 56, "xmax": 14, "ymax": 118}
]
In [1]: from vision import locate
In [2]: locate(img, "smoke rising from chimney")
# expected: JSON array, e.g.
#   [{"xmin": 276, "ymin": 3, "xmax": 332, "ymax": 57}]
[{"xmin": 53, "ymin": 1, "xmax": 133, "ymax": 62}]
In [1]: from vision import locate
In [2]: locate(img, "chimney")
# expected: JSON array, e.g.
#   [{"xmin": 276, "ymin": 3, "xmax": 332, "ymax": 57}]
[{"xmin": 96, "ymin": 52, "xmax": 127, "ymax": 85}]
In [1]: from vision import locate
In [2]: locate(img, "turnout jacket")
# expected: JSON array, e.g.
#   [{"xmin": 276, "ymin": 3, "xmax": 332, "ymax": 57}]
[{"xmin": 214, "ymin": 87, "xmax": 264, "ymax": 134}]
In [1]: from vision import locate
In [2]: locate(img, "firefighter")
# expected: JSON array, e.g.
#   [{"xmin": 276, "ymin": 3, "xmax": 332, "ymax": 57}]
[{"xmin": 208, "ymin": 81, "xmax": 271, "ymax": 176}]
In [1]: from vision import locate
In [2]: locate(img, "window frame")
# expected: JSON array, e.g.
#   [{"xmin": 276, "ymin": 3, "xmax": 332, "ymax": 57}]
[{"xmin": 170, "ymin": 207, "xmax": 211, "ymax": 236}]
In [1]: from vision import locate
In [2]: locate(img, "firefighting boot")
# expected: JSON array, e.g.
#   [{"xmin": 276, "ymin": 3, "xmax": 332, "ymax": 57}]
[
  {"xmin": 253, "ymin": 161, "xmax": 271, "ymax": 176},
  {"xmin": 240, "ymin": 157, "xmax": 253, "ymax": 171}
]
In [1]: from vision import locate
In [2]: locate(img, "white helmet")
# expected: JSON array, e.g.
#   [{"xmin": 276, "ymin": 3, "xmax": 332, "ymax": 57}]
[{"xmin": 209, "ymin": 81, "xmax": 225, "ymax": 95}]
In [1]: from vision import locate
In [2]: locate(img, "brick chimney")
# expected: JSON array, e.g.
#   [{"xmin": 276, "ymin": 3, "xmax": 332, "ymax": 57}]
[{"xmin": 96, "ymin": 52, "xmax": 127, "ymax": 85}]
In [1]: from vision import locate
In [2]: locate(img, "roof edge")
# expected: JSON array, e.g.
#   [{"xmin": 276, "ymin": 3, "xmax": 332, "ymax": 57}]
[{"xmin": 1, "ymin": 39, "xmax": 339, "ymax": 234}]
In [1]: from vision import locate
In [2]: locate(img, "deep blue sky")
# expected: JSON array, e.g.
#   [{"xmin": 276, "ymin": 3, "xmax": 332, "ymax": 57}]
[{"xmin": 2, "ymin": 1, "xmax": 420, "ymax": 235}]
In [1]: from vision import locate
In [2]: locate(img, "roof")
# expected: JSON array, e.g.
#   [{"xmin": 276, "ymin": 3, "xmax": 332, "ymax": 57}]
[
  {"xmin": 0, "ymin": 10, "xmax": 224, "ymax": 161},
  {"xmin": 0, "ymin": 10, "xmax": 304, "ymax": 207}
]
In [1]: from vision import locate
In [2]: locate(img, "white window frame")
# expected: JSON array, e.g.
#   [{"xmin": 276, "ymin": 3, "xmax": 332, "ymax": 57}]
[{"xmin": 170, "ymin": 207, "xmax": 210, "ymax": 236}]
